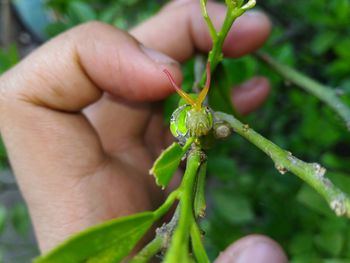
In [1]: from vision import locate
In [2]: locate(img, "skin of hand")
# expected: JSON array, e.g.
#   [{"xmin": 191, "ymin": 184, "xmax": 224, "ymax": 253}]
[{"xmin": 0, "ymin": 0, "xmax": 288, "ymax": 262}]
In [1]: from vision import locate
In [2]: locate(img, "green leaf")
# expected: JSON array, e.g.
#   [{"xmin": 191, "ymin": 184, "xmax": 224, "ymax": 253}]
[
  {"xmin": 150, "ymin": 142, "xmax": 183, "ymax": 189},
  {"xmin": 327, "ymin": 59, "xmax": 350, "ymax": 78},
  {"xmin": 315, "ymin": 230, "xmax": 344, "ymax": 257},
  {"xmin": 209, "ymin": 63, "xmax": 235, "ymax": 115},
  {"xmin": 297, "ymin": 184, "xmax": 333, "ymax": 217},
  {"xmin": 327, "ymin": 172, "xmax": 350, "ymax": 196},
  {"xmin": 34, "ymin": 212, "xmax": 156, "ymax": 263},
  {"xmin": 99, "ymin": 4, "xmax": 121, "ymax": 23},
  {"xmin": 150, "ymin": 139, "xmax": 193, "ymax": 189},
  {"xmin": 11, "ymin": 203, "xmax": 30, "ymax": 236},
  {"xmin": 0, "ymin": 137, "xmax": 7, "ymax": 159},
  {"xmin": 7, "ymin": 45, "xmax": 19, "ymax": 66},
  {"xmin": 0, "ymin": 205, "xmax": 6, "ymax": 235},
  {"xmin": 0, "ymin": 45, "xmax": 19, "ymax": 73},
  {"xmin": 290, "ymin": 256, "xmax": 320, "ymax": 263},
  {"xmin": 334, "ymin": 39, "xmax": 350, "ymax": 59},
  {"xmin": 311, "ymin": 32, "xmax": 338, "ymax": 55},
  {"xmin": 212, "ymin": 190, "xmax": 254, "ymax": 225},
  {"xmin": 46, "ymin": 22, "xmax": 70, "ymax": 37},
  {"xmin": 207, "ymin": 155, "xmax": 236, "ymax": 180},
  {"xmin": 321, "ymin": 153, "xmax": 350, "ymax": 172},
  {"xmin": 323, "ymin": 260, "xmax": 350, "ymax": 263},
  {"xmin": 67, "ymin": 1, "xmax": 97, "ymax": 24},
  {"xmin": 289, "ymin": 234, "xmax": 316, "ymax": 257}
]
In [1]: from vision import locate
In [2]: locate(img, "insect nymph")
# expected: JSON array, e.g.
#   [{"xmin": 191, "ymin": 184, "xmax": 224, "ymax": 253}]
[{"xmin": 163, "ymin": 63, "xmax": 213, "ymax": 144}]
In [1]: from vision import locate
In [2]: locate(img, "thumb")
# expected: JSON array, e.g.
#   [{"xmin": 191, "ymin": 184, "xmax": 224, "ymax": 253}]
[
  {"xmin": 0, "ymin": 21, "xmax": 181, "ymax": 114},
  {"xmin": 215, "ymin": 235, "xmax": 288, "ymax": 263}
]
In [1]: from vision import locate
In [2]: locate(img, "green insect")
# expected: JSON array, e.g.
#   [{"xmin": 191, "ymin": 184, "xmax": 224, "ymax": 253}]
[{"xmin": 163, "ymin": 63, "xmax": 213, "ymax": 145}]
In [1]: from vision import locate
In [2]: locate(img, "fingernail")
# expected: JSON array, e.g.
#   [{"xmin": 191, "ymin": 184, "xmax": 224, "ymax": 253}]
[
  {"xmin": 234, "ymin": 241, "xmax": 287, "ymax": 263},
  {"xmin": 239, "ymin": 77, "xmax": 265, "ymax": 90},
  {"xmin": 244, "ymin": 10, "xmax": 268, "ymax": 18},
  {"xmin": 140, "ymin": 44, "xmax": 180, "ymax": 66}
]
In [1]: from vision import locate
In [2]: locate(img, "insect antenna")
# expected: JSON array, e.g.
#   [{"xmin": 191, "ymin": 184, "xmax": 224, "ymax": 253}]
[
  {"xmin": 163, "ymin": 69, "xmax": 196, "ymax": 106},
  {"xmin": 195, "ymin": 62, "xmax": 211, "ymax": 110}
]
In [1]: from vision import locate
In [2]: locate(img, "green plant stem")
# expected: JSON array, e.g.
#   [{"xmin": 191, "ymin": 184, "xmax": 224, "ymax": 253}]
[
  {"xmin": 215, "ymin": 111, "xmax": 350, "ymax": 218},
  {"xmin": 190, "ymin": 222, "xmax": 210, "ymax": 263},
  {"xmin": 194, "ymin": 161, "xmax": 207, "ymax": 218},
  {"xmin": 255, "ymin": 51, "xmax": 350, "ymax": 131},
  {"xmin": 207, "ymin": 8, "xmax": 240, "ymax": 70},
  {"xmin": 202, "ymin": 9, "xmax": 238, "ymax": 77},
  {"xmin": 130, "ymin": 206, "xmax": 181, "ymax": 263},
  {"xmin": 200, "ymin": 0, "xmax": 217, "ymax": 41},
  {"xmin": 164, "ymin": 149, "xmax": 202, "ymax": 263},
  {"xmin": 129, "ymin": 235, "xmax": 163, "ymax": 263},
  {"xmin": 129, "ymin": 192, "xmax": 179, "ymax": 262},
  {"xmin": 199, "ymin": 0, "xmax": 256, "ymax": 87},
  {"xmin": 154, "ymin": 189, "xmax": 179, "ymax": 220}
]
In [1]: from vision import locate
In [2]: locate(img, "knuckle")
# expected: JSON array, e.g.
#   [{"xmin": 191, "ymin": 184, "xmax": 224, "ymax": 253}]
[{"xmin": 75, "ymin": 21, "xmax": 114, "ymax": 35}]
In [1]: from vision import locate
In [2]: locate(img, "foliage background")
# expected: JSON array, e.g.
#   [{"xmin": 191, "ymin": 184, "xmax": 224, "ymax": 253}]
[{"xmin": 0, "ymin": 0, "xmax": 350, "ymax": 262}]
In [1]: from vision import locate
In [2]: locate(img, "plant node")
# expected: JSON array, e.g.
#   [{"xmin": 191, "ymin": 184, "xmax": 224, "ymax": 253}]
[
  {"xmin": 242, "ymin": 0, "xmax": 256, "ymax": 10},
  {"xmin": 330, "ymin": 195, "xmax": 347, "ymax": 216},
  {"xmin": 214, "ymin": 122, "xmax": 232, "ymax": 139},
  {"xmin": 275, "ymin": 163, "xmax": 288, "ymax": 175}
]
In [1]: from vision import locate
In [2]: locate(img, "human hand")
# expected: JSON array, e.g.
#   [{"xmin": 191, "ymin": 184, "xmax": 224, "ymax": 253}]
[{"xmin": 0, "ymin": 0, "xmax": 286, "ymax": 261}]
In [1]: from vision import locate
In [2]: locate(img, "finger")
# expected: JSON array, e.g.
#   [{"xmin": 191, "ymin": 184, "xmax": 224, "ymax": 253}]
[
  {"xmin": 131, "ymin": 1, "xmax": 271, "ymax": 62},
  {"xmin": 1, "ymin": 23, "xmax": 181, "ymax": 108},
  {"xmin": 0, "ymin": 22, "xmax": 182, "ymax": 250},
  {"xmin": 84, "ymin": 95, "xmax": 153, "ymax": 156},
  {"xmin": 215, "ymin": 234, "xmax": 288, "ymax": 263},
  {"xmin": 143, "ymin": 104, "xmax": 167, "ymax": 159},
  {"xmin": 232, "ymin": 76, "xmax": 271, "ymax": 115}
]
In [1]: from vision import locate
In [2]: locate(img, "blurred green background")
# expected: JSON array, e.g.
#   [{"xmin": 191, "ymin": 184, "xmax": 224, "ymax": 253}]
[{"xmin": 0, "ymin": 0, "xmax": 350, "ymax": 262}]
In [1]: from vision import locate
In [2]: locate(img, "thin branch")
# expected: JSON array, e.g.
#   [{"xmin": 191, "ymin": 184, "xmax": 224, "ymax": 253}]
[
  {"xmin": 153, "ymin": 189, "xmax": 179, "ymax": 220},
  {"xmin": 199, "ymin": 0, "xmax": 255, "ymax": 87},
  {"xmin": 130, "ymin": 205, "xmax": 181, "ymax": 263},
  {"xmin": 215, "ymin": 111, "xmax": 350, "ymax": 218},
  {"xmin": 129, "ymin": 235, "xmax": 163, "ymax": 263},
  {"xmin": 194, "ymin": 54, "xmax": 206, "ymax": 92},
  {"xmin": 190, "ymin": 221, "xmax": 210, "ymax": 263},
  {"xmin": 163, "ymin": 149, "xmax": 202, "ymax": 262},
  {"xmin": 255, "ymin": 51, "xmax": 350, "ymax": 131},
  {"xmin": 200, "ymin": 0, "xmax": 218, "ymax": 41},
  {"xmin": 194, "ymin": 161, "xmax": 207, "ymax": 218}
]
